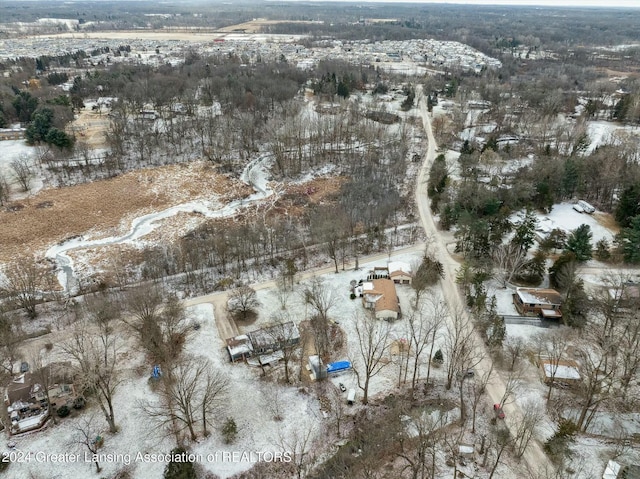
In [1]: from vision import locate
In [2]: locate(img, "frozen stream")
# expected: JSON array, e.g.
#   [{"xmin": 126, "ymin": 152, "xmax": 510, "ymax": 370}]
[{"xmin": 46, "ymin": 154, "xmax": 275, "ymax": 293}]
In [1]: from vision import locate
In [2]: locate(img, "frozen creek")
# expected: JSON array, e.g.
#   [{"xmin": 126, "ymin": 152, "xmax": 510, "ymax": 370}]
[{"xmin": 46, "ymin": 155, "xmax": 274, "ymax": 293}]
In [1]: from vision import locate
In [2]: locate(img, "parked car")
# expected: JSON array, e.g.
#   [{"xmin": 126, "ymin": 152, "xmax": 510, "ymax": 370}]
[
  {"xmin": 338, "ymin": 382, "xmax": 347, "ymax": 392},
  {"xmin": 493, "ymin": 403, "xmax": 505, "ymax": 419},
  {"xmin": 456, "ymin": 368, "xmax": 475, "ymax": 379},
  {"xmin": 573, "ymin": 204, "xmax": 585, "ymax": 213},
  {"xmin": 577, "ymin": 200, "xmax": 595, "ymax": 214}
]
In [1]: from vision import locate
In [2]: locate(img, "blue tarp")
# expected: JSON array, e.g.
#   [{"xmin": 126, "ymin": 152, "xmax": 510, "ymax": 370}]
[{"xmin": 326, "ymin": 361, "xmax": 351, "ymax": 374}]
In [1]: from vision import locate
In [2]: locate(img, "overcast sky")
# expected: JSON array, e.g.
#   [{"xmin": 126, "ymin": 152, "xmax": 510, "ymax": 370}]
[{"xmin": 279, "ymin": 0, "xmax": 639, "ymax": 7}]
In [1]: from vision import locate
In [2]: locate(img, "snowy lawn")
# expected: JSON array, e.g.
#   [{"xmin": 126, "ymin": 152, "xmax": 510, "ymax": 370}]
[
  {"xmin": 533, "ymin": 202, "xmax": 616, "ymax": 244},
  {"xmin": 0, "ymin": 139, "xmax": 43, "ymax": 196}
]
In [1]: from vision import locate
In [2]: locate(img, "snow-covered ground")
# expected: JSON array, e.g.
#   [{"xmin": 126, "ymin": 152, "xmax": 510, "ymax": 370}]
[
  {"xmin": 8, "ymin": 303, "xmax": 321, "ymax": 479},
  {"xmin": 0, "ymin": 139, "xmax": 44, "ymax": 196},
  {"xmin": 586, "ymin": 120, "xmax": 640, "ymax": 154},
  {"xmin": 531, "ymin": 202, "xmax": 616, "ymax": 244}
]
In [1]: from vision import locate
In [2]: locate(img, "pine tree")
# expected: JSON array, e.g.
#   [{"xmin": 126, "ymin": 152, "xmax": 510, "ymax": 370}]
[
  {"xmin": 565, "ymin": 224, "xmax": 593, "ymax": 261},
  {"xmin": 617, "ymin": 215, "xmax": 640, "ymax": 264}
]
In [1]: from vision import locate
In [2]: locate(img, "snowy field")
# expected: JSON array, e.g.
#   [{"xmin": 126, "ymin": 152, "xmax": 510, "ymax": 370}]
[
  {"xmin": 8, "ymin": 302, "xmax": 321, "ymax": 479},
  {"xmin": 0, "ymin": 139, "xmax": 44, "ymax": 195},
  {"xmin": 530, "ymin": 202, "xmax": 616, "ymax": 244}
]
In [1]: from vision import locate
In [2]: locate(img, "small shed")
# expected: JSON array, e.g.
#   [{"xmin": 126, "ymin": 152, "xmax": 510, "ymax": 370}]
[{"xmin": 540, "ymin": 359, "xmax": 581, "ymax": 386}]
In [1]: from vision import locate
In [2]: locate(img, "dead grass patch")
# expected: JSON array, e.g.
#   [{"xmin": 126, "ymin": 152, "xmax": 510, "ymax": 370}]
[
  {"xmin": 218, "ymin": 19, "xmax": 321, "ymax": 33},
  {"xmin": 593, "ymin": 211, "xmax": 620, "ymax": 235},
  {"xmin": 0, "ymin": 162, "xmax": 251, "ymax": 262},
  {"xmin": 68, "ymin": 110, "xmax": 110, "ymax": 149}
]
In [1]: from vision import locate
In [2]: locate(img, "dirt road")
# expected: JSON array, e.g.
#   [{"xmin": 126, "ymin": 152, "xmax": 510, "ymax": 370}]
[
  {"xmin": 184, "ymin": 242, "xmax": 426, "ymax": 343},
  {"xmin": 414, "ymin": 87, "xmax": 555, "ymax": 476}
]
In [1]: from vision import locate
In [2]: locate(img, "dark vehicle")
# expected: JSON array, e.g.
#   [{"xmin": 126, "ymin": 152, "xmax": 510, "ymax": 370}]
[
  {"xmin": 493, "ymin": 403, "xmax": 505, "ymax": 419},
  {"xmin": 338, "ymin": 382, "xmax": 347, "ymax": 392},
  {"xmin": 457, "ymin": 368, "xmax": 475, "ymax": 379}
]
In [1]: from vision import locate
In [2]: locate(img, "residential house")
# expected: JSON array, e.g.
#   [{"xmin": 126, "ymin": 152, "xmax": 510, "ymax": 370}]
[
  {"xmin": 226, "ymin": 322, "xmax": 300, "ymax": 361},
  {"xmin": 513, "ymin": 287, "xmax": 563, "ymax": 319},
  {"xmin": 226, "ymin": 335, "xmax": 252, "ymax": 363},
  {"xmin": 362, "ymin": 279, "xmax": 400, "ymax": 321},
  {"xmin": 388, "ymin": 261, "xmax": 413, "ymax": 285},
  {"xmin": 4, "ymin": 370, "xmax": 76, "ymax": 435}
]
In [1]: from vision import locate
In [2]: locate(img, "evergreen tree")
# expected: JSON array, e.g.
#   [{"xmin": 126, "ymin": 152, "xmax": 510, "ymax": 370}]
[
  {"xmin": 222, "ymin": 417, "xmax": 238, "ymax": 444},
  {"xmin": 25, "ymin": 108, "xmax": 54, "ymax": 144},
  {"xmin": 617, "ymin": 215, "xmax": 640, "ymax": 264},
  {"xmin": 163, "ymin": 448, "xmax": 197, "ymax": 479},
  {"xmin": 45, "ymin": 127, "xmax": 74, "ymax": 148},
  {"xmin": 549, "ymin": 252, "xmax": 577, "ymax": 290},
  {"xmin": 12, "ymin": 91, "xmax": 39, "ymax": 123},
  {"xmin": 513, "ymin": 210, "xmax": 538, "ymax": 253},
  {"xmin": 427, "ymin": 153, "xmax": 448, "ymax": 211},
  {"xmin": 565, "ymin": 224, "xmax": 592, "ymax": 261},
  {"xmin": 486, "ymin": 296, "xmax": 505, "ymax": 347},
  {"xmin": 615, "ymin": 184, "xmax": 640, "ymax": 228},
  {"xmin": 336, "ymin": 80, "xmax": 350, "ymax": 99}
]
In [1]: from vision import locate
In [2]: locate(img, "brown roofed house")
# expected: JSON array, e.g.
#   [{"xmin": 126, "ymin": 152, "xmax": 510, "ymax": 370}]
[
  {"xmin": 362, "ymin": 279, "xmax": 400, "ymax": 320},
  {"xmin": 513, "ymin": 287, "xmax": 563, "ymax": 319}
]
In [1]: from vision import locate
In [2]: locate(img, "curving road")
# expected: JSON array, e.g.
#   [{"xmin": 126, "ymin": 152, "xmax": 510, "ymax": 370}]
[{"xmin": 414, "ymin": 86, "xmax": 555, "ymax": 476}]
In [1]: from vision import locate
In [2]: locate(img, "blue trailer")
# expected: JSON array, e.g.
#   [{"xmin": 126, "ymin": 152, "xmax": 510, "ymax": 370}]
[{"xmin": 326, "ymin": 360, "xmax": 352, "ymax": 374}]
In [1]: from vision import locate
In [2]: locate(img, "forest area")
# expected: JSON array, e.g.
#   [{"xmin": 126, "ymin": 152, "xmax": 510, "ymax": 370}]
[{"xmin": 1, "ymin": 2, "xmax": 640, "ymax": 479}]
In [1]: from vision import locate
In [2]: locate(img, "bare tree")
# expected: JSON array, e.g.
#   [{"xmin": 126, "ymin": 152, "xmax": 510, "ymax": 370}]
[
  {"xmin": 10, "ymin": 155, "xmax": 33, "ymax": 192},
  {"xmin": 326, "ymin": 385, "xmax": 347, "ymax": 438},
  {"xmin": 309, "ymin": 205, "xmax": 350, "ymax": 273},
  {"xmin": 263, "ymin": 380, "xmax": 285, "ymax": 421},
  {"xmin": 123, "ymin": 287, "xmax": 191, "ymax": 365},
  {"xmin": 0, "ymin": 172, "xmax": 9, "ymax": 205},
  {"xmin": 28, "ymin": 349, "xmax": 58, "ymax": 424},
  {"xmin": 301, "ymin": 278, "xmax": 338, "ymax": 360},
  {"xmin": 0, "ymin": 258, "xmax": 47, "ymax": 319},
  {"xmin": 351, "ymin": 312, "xmax": 391, "ymax": 405},
  {"xmin": 71, "ymin": 415, "xmax": 104, "ymax": 473},
  {"xmin": 488, "ymin": 428, "xmax": 511, "ymax": 479},
  {"xmin": 504, "ymin": 336, "xmax": 525, "ymax": 371},
  {"xmin": 404, "ymin": 297, "xmax": 443, "ymax": 396},
  {"xmin": 0, "ymin": 310, "xmax": 21, "ymax": 377},
  {"xmin": 274, "ymin": 275, "xmax": 292, "ymax": 310},
  {"xmin": 143, "ymin": 356, "xmax": 228, "ymax": 445},
  {"xmin": 615, "ymin": 312, "xmax": 640, "ymax": 400},
  {"xmin": 499, "ymin": 368, "xmax": 523, "ymax": 409},
  {"xmin": 470, "ymin": 365, "xmax": 493, "ymax": 433},
  {"xmin": 456, "ymin": 342, "xmax": 484, "ymax": 423},
  {"xmin": 443, "ymin": 306, "xmax": 476, "ymax": 391},
  {"xmin": 227, "ymin": 285, "xmax": 260, "ymax": 321},
  {"xmin": 62, "ymin": 315, "xmax": 121, "ymax": 433},
  {"xmin": 278, "ymin": 419, "xmax": 317, "ymax": 479},
  {"xmin": 575, "ymin": 343, "xmax": 615, "ymax": 432},
  {"xmin": 513, "ymin": 398, "xmax": 545, "ymax": 458},
  {"xmin": 266, "ymin": 312, "xmax": 300, "ymax": 384},
  {"xmin": 539, "ymin": 330, "xmax": 571, "ymax": 401},
  {"xmin": 492, "ymin": 243, "xmax": 528, "ymax": 287},
  {"xmin": 397, "ymin": 408, "xmax": 446, "ymax": 479}
]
